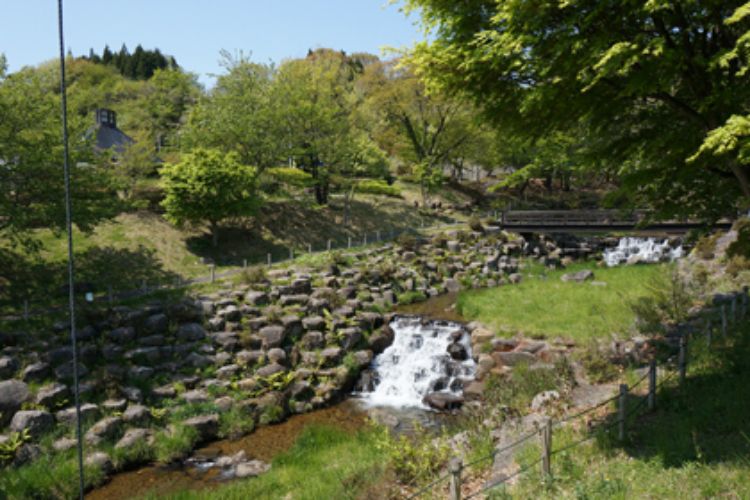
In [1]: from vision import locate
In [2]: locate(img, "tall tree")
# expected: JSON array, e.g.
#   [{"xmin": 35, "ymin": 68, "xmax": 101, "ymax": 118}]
[{"xmin": 405, "ymin": 0, "xmax": 750, "ymax": 219}]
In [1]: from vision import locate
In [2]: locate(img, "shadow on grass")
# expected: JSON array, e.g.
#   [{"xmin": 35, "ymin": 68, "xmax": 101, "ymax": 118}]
[
  {"xmin": 595, "ymin": 327, "xmax": 750, "ymax": 469},
  {"xmin": 0, "ymin": 245, "xmax": 180, "ymax": 312}
]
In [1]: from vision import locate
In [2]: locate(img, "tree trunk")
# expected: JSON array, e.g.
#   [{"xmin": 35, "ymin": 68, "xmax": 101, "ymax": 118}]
[
  {"xmin": 210, "ymin": 222, "xmax": 219, "ymax": 248},
  {"xmin": 729, "ymin": 161, "xmax": 750, "ymax": 203}
]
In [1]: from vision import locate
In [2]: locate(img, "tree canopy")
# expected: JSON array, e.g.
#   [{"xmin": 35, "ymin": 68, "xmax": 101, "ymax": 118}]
[{"xmin": 405, "ymin": 0, "xmax": 750, "ymax": 218}]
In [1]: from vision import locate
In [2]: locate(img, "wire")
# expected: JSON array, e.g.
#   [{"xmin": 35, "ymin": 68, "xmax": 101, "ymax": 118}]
[
  {"xmin": 465, "ymin": 456, "xmax": 544, "ymax": 499},
  {"xmin": 56, "ymin": 1, "xmax": 84, "ymax": 498},
  {"xmin": 404, "ymin": 472, "xmax": 451, "ymax": 500},
  {"xmin": 462, "ymin": 430, "xmax": 538, "ymax": 471},
  {"xmin": 555, "ymin": 393, "xmax": 620, "ymax": 427}
]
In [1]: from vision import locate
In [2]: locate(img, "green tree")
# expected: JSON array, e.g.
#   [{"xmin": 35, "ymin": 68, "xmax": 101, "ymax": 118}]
[
  {"xmin": 405, "ymin": 0, "xmax": 750, "ymax": 219},
  {"xmin": 160, "ymin": 148, "xmax": 260, "ymax": 247},
  {"xmin": 0, "ymin": 65, "xmax": 119, "ymax": 246},
  {"xmin": 181, "ymin": 52, "xmax": 277, "ymax": 168}
]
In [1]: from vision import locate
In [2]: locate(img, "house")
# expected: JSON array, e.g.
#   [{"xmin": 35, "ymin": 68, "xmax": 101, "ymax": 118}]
[{"xmin": 93, "ymin": 108, "xmax": 133, "ymax": 154}]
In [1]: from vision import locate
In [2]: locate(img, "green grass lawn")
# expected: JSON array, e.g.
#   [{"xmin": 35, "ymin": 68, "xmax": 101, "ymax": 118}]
[
  {"xmin": 457, "ymin": 262, "xmax": 669, "ymax": 342},
  {"xmin": 501, "ymin": 320, "xmax": 750, "ymax": 499},
  {"xmin": 154, "ymin": 425, "xmax": 387, "ymax": 500}
]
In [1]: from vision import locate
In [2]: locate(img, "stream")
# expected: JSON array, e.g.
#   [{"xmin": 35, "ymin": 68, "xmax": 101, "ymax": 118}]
[{"xmin": 88, "ymin": 298, "xmax": 467, "ymax": 499}]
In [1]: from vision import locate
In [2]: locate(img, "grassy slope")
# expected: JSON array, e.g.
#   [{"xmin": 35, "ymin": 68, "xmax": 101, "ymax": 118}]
[
  {"xmin": 503, "ymin": 321, "xmax": 750, "ymax": 499},
  {"xmin": 457, "ymin": 262, "xmax": 667, "ymax": 342}
]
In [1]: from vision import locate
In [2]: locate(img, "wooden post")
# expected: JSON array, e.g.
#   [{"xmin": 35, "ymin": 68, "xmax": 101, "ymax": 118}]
[
  {"xmin": 618, "ymin": 384, "xmax": 628, "ymax": 442},
  {"xmin": 678, "ymin": 334, "xmax": 688, "ymax": 385},
  {"xmin": 540, "ymin": 417, "xmax": 552, "ymax": 479},
  {"xmin": 289, "ymin": 248, "xmax": 293, "ymax": 260},
  {"xmin": 721, "ymin": 305, "xmax": 728, "ymax": 335},
  {"xmin": 307, "ymin": 243, "xmax": 312, "ymax": 254},
  {"xmin": 267, "ymin": 253, "xmax": 271, "ymax": 266},
  {"xmin": 209, "ymin": 265, "xmax": 215, "ymax": 284},
  {"xmin": 348, "ymin": 237, "xmax": 352, "ymax": 249},
  {"xmin": 363, "ymin": 234, "xmax": 368, "ymax": 245},
  {"xmin": 449, "ymin": 457, "xmax": 462, "ymax": 500},
  {"xmin": 376, "ymin": 230, "xmax": 381, "ymax": 242},
  {"xmin": 327, "ymin": 240, "xmax": 332, "ymax": 251},
  {"xmin": 648, "ymin": 360, "xmax": 656, "ymax": 412},
  {"xmin": 243, "ymin": 259, "xmax": 247, "ymax": 269}
]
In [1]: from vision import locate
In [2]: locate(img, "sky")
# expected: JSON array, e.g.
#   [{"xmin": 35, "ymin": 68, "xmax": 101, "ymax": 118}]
[{"xmin": 0, "ymin": 0, "xmax": 424, "ymax": 87}]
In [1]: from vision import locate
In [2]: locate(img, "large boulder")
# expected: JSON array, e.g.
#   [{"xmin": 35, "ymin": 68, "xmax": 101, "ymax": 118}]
[
  {"xmin": 259, "ymin": 325, "xmax": 285, "ymax": 349},
  {"xmin": 0, "ymin": 380, "xmax": 30, "ymax": 425},
  {"xmin": 235, "ymin": 460, "xmax": 271, "ymax": 478},
  {"xmin": 423, "ymin": 392, "xmax": 464, "ymax": 410},
  {"xmin": 56, "ymin": 403, "xmax": 99, "ymax": 425},
  {"xmin": 183, "ymin": 413, "xmax": 219, "ymax": 441},
  {"xmin": 10, "ymin": 410, "xmax": 54, "ymax": 439},
  {"xmin": 143, "ymin": 313, "xmax": 169, "ymax": 335},
  {"xmin": 22, "ymin": 362, "xmax": 50, "ymax": 382},
  {"xmin": 122, "ymin": 404, "xmax": 151, "ymax": 426},
  {"xmin": 369, "ymin": 325, "xmax": 395, "ymax": 354},
  {"xmin": 85, "ymin": 416, "xmax": 123, "ymax": 445},
  {"xmin": 35, "ymin": 383, "xmax": 69, "ymax": 408},
  {"xmin": 177, "ymin": 323, "xmax": 206, "ymax": 342},
  {"xmin": 115, "ymin": 428, "xmax": 153, "ymax": 450},
  {"xmin": 0, "ymin": 356, "xmax": 20, "ymax": 379}
]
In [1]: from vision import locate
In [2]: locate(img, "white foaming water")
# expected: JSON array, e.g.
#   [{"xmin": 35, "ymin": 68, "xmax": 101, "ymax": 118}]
[
  {"xmin": 360, "ymin": 317, "xmax": 476, "ymax": 409},
  {"xmin": 603, "ymin": 237, "xmax": 684, "ymax": 267}
]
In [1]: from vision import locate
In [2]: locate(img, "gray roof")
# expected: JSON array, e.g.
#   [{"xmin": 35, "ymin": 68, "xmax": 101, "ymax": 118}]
[{"xmin": 95, "ymin": 124, "xmax": 134, "ymax": 153}]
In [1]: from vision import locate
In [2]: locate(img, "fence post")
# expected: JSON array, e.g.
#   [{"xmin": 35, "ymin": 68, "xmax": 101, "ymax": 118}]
[
  {"xmin": 267, "ymin": 253, "xmax": 271, "ymax": 266},
  {"xmin": 618, "ymin": 384, "xmax": 628, "ymax": 441},
  {"xmin": 209, "ymin": 265, "xmax": 216, "ymax": 284},
  {"xmin": 721, "ymin": 305, "xmax": 728, "ymax": 336},
  {"xmin": 288, "ymin": 248, "xmax": 293, "ymax": 260},
  {"xmin": 648, "ymin": 360, "xmax": 656, "ymax": 412},
  {"xmin": 348, "ymin": 237, "xmax": 352, "ymax": 249},
  {"xmin": 705, "ymin": 317, "xmax": 712, "ymax": 348},
  {"xmin": 678, "ymin": 334, "xmax": 688, "ymax": 385},
  {"xmin": 449, "ymin": 457, "xmax": 462, "ymax": 500},
  {"xmin": 540, "ymin": 417, "xmax": 552, "ymax": 479},
  {"xmin": 376, "ymin": 230, "xmax": 381, "ymax": 242},
  {"xmin": 243, "ymin": 259, "xmax": 247, "ymax": 269},
  {"xmin": 327, "ymin": 240, "xmax": 332, "ymax": 251}
]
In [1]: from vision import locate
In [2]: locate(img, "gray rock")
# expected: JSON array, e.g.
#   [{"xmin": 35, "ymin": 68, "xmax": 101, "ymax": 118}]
[
  {"xmin": 235, "ymin": 459, "xmax": 271, "ymax": 478},
  {"xmin": 496, "ymin": 351, "xmax": 537, "ymax": 366},
  {"xmin": 0, "ymin": 355, "xmax": 19, "ymax": 379},
  {"xmin": 13, "ymin": 443, "xmax": 42, "ymax": 466},
  {"xmin": 352, "ymin": 350, "xmax": 373, "ymax": 369},
  {"xmin": 22, "ymin": 362, "xmax": 50, "ymax": 382},
  {"xmin": 267, "ymin": 348, "xmax": 286, "ymax": 364},
  {"xmin": 125, "ymin": 347, "xmax": 162, "ymax": 364},
  {"xmin": 56, "ymin": 403, "xmax": 99, "ymax": 425},
  {"xmin": 85, "ymin": 416, "xmax": 123, "ymax": 445},
  {"xmin": 151, "ymin": 384, "xmax": 177, "ymax": 399},
  {"xmin": 423, "ymin": 392, "xmax": 463, "ymax": 410},
  {"xmin": 216, "ymin": 364, "xmax": 240, "ymax": 379},
  {"xmin": 531, "ymin": 390, "xmax": 560, "ymax": 412},
  {"xmin": 281, "ymin": 315, "xmax": 303, "ymax": 338},
  {"xmin": 122, "ymin": 386, "xmax": 143, "ymax": 403},
  {"xmin": 259, "ymin": 325, "xmax": 285, "ymax": 349},
  {"xmin": 115, "ymin": 428, "xmax": 153, "ymax": 450},
  {"xmin": 219, "ymin": 305, "xmax": 242, "ymax": 322},
  {"xmin": 128, "ymin": 366, "xmax": 155, "ymax": 380},
  {"xmin": 54, "ymin": 361, "xmax": 88, "ymax": 382},
  {"xmin": 10, "ymin": 410, "xmax": 54, "ymax": 439},
  {"xmin": 369, "ymin": 325, "xmax": 395, "ymax": 354},
  {"xmin": 48, "ymin": 347, "xmax": 74, "ymax": 366},
  {"xmin": 144, "ymin": 313, "xmax": 169, "ymax": 334},
  {"xmin": 302, "ymin": 315, "xmax": 325, "ymax": 331},
  {"xmin": 321, "ymin": 347, "xmax": 342, "ymax": 366},
  {"xmin": 184, "ymin": 352, "xmax": 212, "ymax": 368},
  {"xmin": 102, "ymin": 398, "xmax": 128, "ymax": 412},
  {"xmin": 122, "ymin": 404, "xmax": 151, "ymax": 425},
  {"xmin": 177, "ymin": 323, "xmax": 206, "ymax": 342},
  {"xmin": 256, "ymin": 363, "xmax": 286, "ymax": 378},
  {"xmin": 508, "ymin": 273, "xmax": 523, "ymax": 284},
  {"xmin": 444, "ymin": 279, "xmax": 461, "ymax": 293},
  {"xmin": 53, "ymin": 437, "xmax": 77, "ymax": 452},
  {"xmin": 0, "ymin": 380, "xmax": 30, "ymax": 424},
  {"xmin": 207, "ymin": 317, "xmax": 226, "ymax": 332},
  {"xmin": 245, "ymin": 291, "xmax": 269, "ymax": 306},
  {"xmin": 280, "ymin": 294, "xmax": 309, "ymax": 307},
  {"xmin": 109, "ymin": 326, "xmax": 136, "ymax": 343},
  {"xmin": 139, "ymin": 335, "xmax": 167, "ymax": 347},
  {"xmin": 183, "ymin": 413, "xmax": 219, "ymax": 441},
  {"xmin": 35, "ymin": 383, "xmax": 69, "ymax": 408},
  {"xmin": 301, "ymin": 331, "xmax": 325, "ymax": 350},
  {"xmin": 561, "ymin": 270, "xmax": 594, "ymax": 283},
  {"xmin": 85, "ymin": 451, "xmax": 113, "ymax": 474},
  {"xmin": 236, "ymin": 350, "xmax": 264, "ymax": 366}
]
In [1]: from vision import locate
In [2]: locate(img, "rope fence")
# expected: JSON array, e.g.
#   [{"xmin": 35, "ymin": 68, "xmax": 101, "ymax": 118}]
[{"xmin": 409, "ymin": 290, "xmax": 748, "ymax": 500}]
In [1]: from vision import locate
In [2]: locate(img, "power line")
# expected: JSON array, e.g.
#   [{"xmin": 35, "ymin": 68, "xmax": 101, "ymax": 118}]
[{"xmin": 56, "ymin": 0, "xmax": 85, "ymax": 497}]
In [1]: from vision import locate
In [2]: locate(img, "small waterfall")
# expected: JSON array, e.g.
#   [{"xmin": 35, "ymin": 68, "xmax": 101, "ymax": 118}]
[
  {"xmin": 360, "ymin": 316, "xmax": 476, "ymax": 409},
  {"xmin": 603, "ymin": 237, "xmax": 683, "ymax": 267}
]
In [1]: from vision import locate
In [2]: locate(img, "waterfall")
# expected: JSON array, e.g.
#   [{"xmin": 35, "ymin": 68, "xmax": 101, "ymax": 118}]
[
  {"xmin": 359, "ymin": 316, "xmax": 476, "ymax": 409},
  {"xmin": 603, "ymin": 237, "xmax": 683, "ymax": 267}
]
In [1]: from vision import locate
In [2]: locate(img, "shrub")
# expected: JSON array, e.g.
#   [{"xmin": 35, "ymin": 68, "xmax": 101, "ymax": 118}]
[
  {"xmin": 397, "ymin": 290, "xmax": 425, "ymax": 305},
  {"xmin": 237, "ymin": 266, "xmax": 267, "ymax": 285},
  {"xmin": 154, "ymin": 424, "xmax": 199, "ymax": 464},
  {"xmin": 356, "ymin": 179, "xmax": 401, "ymax": 198},
  {"xmin": 375, "ymin": 423, "xmax": 451, "ymax": 484},
  {"xmin": 219, "ymin": 407, "xmax": 255, "ymax": 439},
  {"xmin": 727, "ymin": 218, "xmax": 750, "ymax": 258},
  {"xmin": 259, "ymin": 404, "xmax": 284, "ymax": 426},
  {"xmin": 468, "ymin": 215, "xmax": 485, "ymax": 233},
  {"xmin": 693, "ymin": 231, "xmax": 722, "ymax": 260},
  {"xmin": 575, "ymin": 341, "xmax": 619, "ymax": 384},
  {"xmin": 396, "ymin": 232, "xmax": 418, "ymax": 251},
  {"xmin": 629, "ymin": 269, "xmax": 694, "ymax": 335}
]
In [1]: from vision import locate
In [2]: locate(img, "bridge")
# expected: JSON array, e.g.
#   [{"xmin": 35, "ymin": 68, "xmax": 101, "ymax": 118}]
[{"xmin": 496, "ymin": 209, "xmax": 733, "ymax": 234}]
